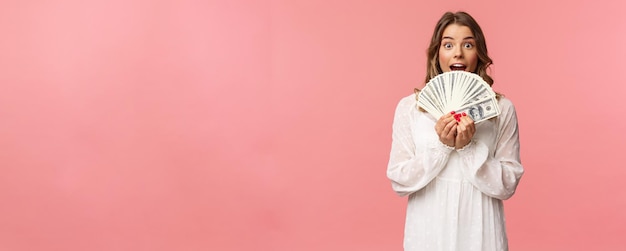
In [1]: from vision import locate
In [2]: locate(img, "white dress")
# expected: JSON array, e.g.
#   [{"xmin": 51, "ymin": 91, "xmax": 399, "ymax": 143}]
[{"xmin": 387, "ymin": 94, "xmax": 524, "ymax": 251}]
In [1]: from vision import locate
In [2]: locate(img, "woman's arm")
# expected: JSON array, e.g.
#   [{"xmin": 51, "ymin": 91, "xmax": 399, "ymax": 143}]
[
  {"xmin": 456, "ymin": 98, "xmax": 525, "ymax": 200},
  {"xmin": 386, "ymin": 96, "xmax": 455, "ymax": 196}
]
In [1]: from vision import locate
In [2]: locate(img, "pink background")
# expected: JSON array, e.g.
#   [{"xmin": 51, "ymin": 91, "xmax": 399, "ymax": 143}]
[{"xmin": 1, "ymin": 0, "xmax": 625, "ymax": 250}]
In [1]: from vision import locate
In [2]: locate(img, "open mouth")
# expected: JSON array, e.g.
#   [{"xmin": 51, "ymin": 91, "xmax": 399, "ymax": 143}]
[{"xmin": 450, "ymin": 64, "xmax": 467, "ymax": 71}]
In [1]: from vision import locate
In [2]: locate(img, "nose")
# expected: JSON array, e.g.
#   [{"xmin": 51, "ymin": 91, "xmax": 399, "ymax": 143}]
[{"xmin": 453, "ymin": 46, "xmax": 463, "ymax": 58}]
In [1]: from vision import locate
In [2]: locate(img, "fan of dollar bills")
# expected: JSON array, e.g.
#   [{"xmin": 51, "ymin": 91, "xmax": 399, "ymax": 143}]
[{"xmin": 417, "ymin": 71, "xmax": 500, "ymax": 123}]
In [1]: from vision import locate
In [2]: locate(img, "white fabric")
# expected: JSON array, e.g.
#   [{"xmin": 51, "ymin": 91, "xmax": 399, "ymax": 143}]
[{"xmin": 387, "ymin": 94, "xmax": 524, "ymax": 251}]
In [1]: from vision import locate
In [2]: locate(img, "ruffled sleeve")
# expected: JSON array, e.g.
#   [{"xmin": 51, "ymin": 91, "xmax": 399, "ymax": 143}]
[
  {"xmin": 456, "ymin": 98, "xmax": 524, "ymax": 200},
  {"xmin": 386, "ymin": 95, "xmax": 455, "ymax": 196}
]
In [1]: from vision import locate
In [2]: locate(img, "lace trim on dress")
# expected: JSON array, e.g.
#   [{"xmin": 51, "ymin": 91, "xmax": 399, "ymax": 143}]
[{"xmin": 456, "ymin": 140, "xmax": 474, "ymax": 152}]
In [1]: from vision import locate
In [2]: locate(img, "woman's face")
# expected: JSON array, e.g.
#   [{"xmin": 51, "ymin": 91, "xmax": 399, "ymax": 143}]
[{"xmin": 438, "ymin": 24, "xmax": 478, "ymax": 73}]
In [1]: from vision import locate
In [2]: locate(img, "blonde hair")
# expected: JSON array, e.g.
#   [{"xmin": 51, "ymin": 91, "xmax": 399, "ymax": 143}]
[
  {"xmin": 415, "ymin": 12, "xmax": 500, "ymax": 109},
  {"xmin": 424, "ymin": 11, "xmax": 493, "ymax": 86}
]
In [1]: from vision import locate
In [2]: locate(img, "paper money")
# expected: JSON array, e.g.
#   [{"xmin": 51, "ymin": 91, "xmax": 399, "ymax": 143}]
[
  {"xmin": 417, "ymin": 71, "xmax": 500, "ymax": 123},
  {"xmin": 454, "ymin": 97, "xmax": 500, "ymax": 123}
]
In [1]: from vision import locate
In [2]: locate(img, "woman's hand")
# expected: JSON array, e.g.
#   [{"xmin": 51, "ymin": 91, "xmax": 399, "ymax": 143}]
[
  {"xmin": 435, "ymin": 111, "xmax": 458, "ymax": 148},
  {"xmin": 455, "ymin": 112, "xmax": 475, "ymax": 149}
]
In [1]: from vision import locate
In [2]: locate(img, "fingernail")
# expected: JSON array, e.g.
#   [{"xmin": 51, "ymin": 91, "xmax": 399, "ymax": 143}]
[
  {"xmin": 462, "ymin": 112, "xmax": 467, "ymax": 116},
  {"xmin": 450, "ymin": 111, "xmax": 456, "ymax": 114}
]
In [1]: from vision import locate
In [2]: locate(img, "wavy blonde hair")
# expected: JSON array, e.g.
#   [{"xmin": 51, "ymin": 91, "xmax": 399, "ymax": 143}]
[
  {"xmin": 426, "ymin": 11, "xmax": 493, "ymax": 84},
  {"xmin": 415, "ymin": 12, "xmax": 499, "ymax": 108}
]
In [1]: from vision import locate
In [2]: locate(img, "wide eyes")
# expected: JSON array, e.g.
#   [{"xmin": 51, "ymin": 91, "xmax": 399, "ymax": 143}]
[{"xmin": 442, "ymin": 42, "xmax": 474, "ymax": 49}]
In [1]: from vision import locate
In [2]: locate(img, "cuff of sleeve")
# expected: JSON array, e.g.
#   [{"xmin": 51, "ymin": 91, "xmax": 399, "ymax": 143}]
[
  {"xmin": 456, "ymin": 140, "xmax": 489, "ymax": 166},
  {"xmin": 433, "ymin": 139, "xmax": 455, "ymax": 152},
  {"xmin": 456, "ymin": 140, "xmax": 474, "ymax": 152}
]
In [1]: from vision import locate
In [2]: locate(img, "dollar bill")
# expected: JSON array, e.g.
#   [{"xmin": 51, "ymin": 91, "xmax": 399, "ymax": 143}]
[
  {"xmin": 455, "ymin": 97, "xmax": 499, "ymax": 123},
  {"xmin": 417, "ymin": 71, "xmax": 501, "ymax": 123}
]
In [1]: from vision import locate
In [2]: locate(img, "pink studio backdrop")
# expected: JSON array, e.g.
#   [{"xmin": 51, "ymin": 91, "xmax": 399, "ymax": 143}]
[{"xmin": 1, "ymin": 0, "xmax": 625, "ymax": 250}]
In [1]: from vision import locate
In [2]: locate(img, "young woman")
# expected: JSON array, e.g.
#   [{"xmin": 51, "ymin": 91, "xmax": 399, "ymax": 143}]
[{"xmin": 387, "ymin": 11, "xmax": 524, "ymax": 251}]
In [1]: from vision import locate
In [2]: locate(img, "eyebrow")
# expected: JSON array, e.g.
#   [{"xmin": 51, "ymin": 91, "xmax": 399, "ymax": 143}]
[{"xmin": 442, "ymin": 36, "xmax": 475, "ymax": 40}]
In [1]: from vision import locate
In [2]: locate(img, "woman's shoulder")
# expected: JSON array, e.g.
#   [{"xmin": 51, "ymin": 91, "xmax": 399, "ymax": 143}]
[
  {"xmin": 399, "ymin": 93, "xmax": 417, "ymax": 103},
  {"xmin": 495, "ymin": 94, "xmax": 520, "ymax": 121},
  {"xmin": 395, "ymin": 93, "xmax": 418, "ymax": 110},
  {"xmin": 497, "ymin": 94, "xmax": 516, "ymax": 110}
]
